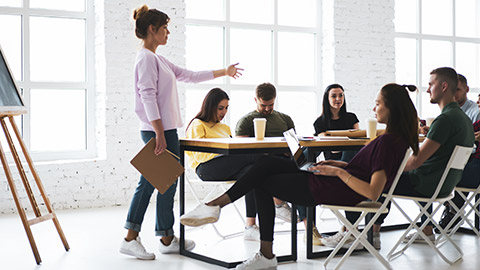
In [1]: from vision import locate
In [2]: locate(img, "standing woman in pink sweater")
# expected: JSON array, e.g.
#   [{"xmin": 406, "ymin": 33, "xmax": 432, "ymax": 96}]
[{"xmin": 120, "ymin": 5, "xmax": 243, "ymax": 260}]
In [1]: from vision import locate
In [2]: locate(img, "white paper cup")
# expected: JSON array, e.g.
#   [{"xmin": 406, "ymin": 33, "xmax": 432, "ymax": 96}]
[
  {"xmin": 253, "ymin": 118, "xmax": 267, "ymax": 140},
  {"xmin": 366, "ymin": 118, "xmax": 377, "ymax": 140},
  {"xmin": 426, "ymin": 117, "xmax": 435, "ymax": 127}
]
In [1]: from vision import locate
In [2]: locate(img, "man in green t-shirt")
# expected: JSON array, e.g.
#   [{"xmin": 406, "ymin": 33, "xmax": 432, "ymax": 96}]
[
  {"xmin": 373, "ymin": 67, "xmax": 475, "ymax": 245},
  {"xmin": 235, "ymin": 83, "xmax": 295, "ymax": 138},
  {"xmin": 235, "ymin": 83, "xmax": 322, "ymax": 245}
]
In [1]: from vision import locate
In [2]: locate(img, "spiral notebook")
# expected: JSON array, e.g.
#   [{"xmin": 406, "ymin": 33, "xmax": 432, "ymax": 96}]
[{"xmin": 130, "ymin": 138, "xmax": 184, "ymax": 194}]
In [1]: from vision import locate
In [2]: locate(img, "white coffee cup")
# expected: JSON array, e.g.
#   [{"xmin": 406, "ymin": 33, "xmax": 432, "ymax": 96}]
[
  {"xmin": 426, "ymin": 117, "xmax": 435, "ymax": 127},
  {"xmin": 253, "ymin": 118, "xmax": 267, "ymax": 140},
  {"xmin": 366, "ymin": 118, "xmax": 377, "ymax": 140}
]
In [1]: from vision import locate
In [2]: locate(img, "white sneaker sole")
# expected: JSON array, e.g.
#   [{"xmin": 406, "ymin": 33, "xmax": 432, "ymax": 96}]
[
  {"xmin": 180, "ymin": 216, "xmax": 218, "ymax": 227},
  {"xmin": 119, "ymin": 248, "xmax": 155, "ymax": 260}
]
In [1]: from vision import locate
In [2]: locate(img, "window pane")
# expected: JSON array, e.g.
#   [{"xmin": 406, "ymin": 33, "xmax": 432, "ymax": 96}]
[
  {"xmin": 0, "ymin": 0, "xmax": 21, "ymax": 7},
  {"xmin": 185, "ymin": 25, "xmax": 224, "ymax": 84},
  {"xmin": 456, "ymin": 42, "xmax": 480, "ymax": 88},
  {"xmin": 229, "ymin": 90, "xmax": 254, "ymax": 128},
  {"xmin": 421, "ymin": 40, "xmax": 452, "ymax": 87},
  {"xmin": 30, "ymin": 17, "xmax": 85, "ymax": 82},
  {"xmin": 278, "ymin": 0, "xmax": 316, "ymax": 27},
  {"xmin": 230, "ymin": 0, "xmax": 273, "ymax": 24},
  {"xmin": 0, "ymin": 115, "xmax": 22, "ymax": 154},
  {"xmin": 421, "ymin": 92, "xmax": 441, "ymax": 118},
  {"xmin": 421, "ymin": 0, "xmax": 452, "ymax": 36},
  {"xmin": 395, "ymin": 38, "xmax": 417, "ymax": 84},
  {"xmin": 186, "ymin": 0, "xmax": 224, "ymax": 20},
  {"xmin": 0, "ymin": 15, "xmax": 22, "ymax": 80},
  {"xmin": 278, "ymin": 32, "xmax": 315, "ymax": 86},
  {"xmin": 30, "ymin": 89, "xmax": 86, "ymax": 151},
  {"xmin": 277, "ymin": 91, "xmax": 316, "ymax": 135},
  {"xmin": 456, "ymin": 0, "xmax": 480, "ymax": 38},
  {"xmin": 394, "ymin": 0, "xmax": 417, "ymax": 33},
  {"xmin": 230, "ymin": 29, "xmax": 272, "ymax": 85},
  {"xmin": 185, "ymin": 89, "xmax": 211, "ymax": 127},
  {"xmin": 30, "ymin": 0, "xmax": 85, "ymax": 12}
]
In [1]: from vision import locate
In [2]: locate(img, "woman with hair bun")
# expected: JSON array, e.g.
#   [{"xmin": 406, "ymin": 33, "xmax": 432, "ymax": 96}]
[{"xmin": 120, "ymin": 5, "xmax": 243, "ymax": 260}]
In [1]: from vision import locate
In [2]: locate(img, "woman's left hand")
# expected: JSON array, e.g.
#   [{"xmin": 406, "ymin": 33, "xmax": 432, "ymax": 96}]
[
  {"xmin": 225, "ymin": 63, "xmax": 243, "ymax": 79},
  {"xmin": 309, "ymin": 164, "xmax": 340, "ymax": 177}
]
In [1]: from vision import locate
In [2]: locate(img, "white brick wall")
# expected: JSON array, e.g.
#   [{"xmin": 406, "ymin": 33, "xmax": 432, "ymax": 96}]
[
  {"xmin": 0, "ymin": 0, "xmax": 396, "ymax": 214},
  {"xmin": 323, "ymin": 0, "xmax": 395, "ymax": 129}
]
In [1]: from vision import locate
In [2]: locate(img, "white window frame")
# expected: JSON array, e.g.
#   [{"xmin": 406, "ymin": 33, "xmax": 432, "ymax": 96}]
[
  {"xmin": 395, "ymin": 0, "xmax": 480, "ymax": 117},
  {"xmin": 185, "ymin": 0, "xmax": 323, "ymax": 130},
  {"xmin": 0, "ymin": 0, "xmax": 95, "ymax": 161}
]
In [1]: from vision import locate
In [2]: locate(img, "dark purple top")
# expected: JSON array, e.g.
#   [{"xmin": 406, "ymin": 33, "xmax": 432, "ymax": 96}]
[{"xmin": 308, "ymin": 133, "xmax": 409, "ymax": 206}]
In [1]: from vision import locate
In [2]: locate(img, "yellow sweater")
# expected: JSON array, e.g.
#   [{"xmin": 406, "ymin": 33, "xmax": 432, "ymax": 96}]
[{"xmin": 186, "ymin": 119, "xmax": 232, "ymax": 170}]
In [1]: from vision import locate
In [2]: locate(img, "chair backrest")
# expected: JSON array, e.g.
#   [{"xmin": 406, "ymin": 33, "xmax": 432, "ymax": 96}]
[
  {"xmin": 384, "ymin": 148, "xmax": 413, "ymax": 199},
  {"xmin": 430, "ymin": 145, "xmax": 473, "ymax": 199}
]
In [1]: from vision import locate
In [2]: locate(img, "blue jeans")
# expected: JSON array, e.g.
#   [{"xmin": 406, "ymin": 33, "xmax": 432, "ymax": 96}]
[{"xmin": 124, "ymin": 129, "xmax": 179, "ymax": 236}]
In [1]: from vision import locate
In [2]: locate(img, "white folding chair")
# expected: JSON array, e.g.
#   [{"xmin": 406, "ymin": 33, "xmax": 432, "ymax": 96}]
[
  {"xmin": 386, "ymin": 145, "xmax": 473, "ymax": 265},
  {"xmin": 442, "ymin": 184, "xmax": 480, "ymax": 238},
  {"xmin": 321, "ymin": 148, "xmax": 412, "ymax": 270}
]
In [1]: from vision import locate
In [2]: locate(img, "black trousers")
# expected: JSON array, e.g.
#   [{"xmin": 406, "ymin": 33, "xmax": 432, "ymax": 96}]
[
  {"xmin": 225, "ymin": 155, "xmax": 317, "ymax": 241},
  {"xmin": 196, "ymin": 154, "xmax": 260, "ymax": 218}
]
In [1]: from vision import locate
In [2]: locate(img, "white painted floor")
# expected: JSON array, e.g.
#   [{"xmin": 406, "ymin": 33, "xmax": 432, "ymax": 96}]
[{"xmin": 1, "ymin": 199, "xmax": 479, "ymax": 270}]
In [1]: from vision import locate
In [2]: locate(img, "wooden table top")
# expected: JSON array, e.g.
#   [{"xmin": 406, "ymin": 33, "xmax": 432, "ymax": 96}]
[{"xmin": 180, "ymin": 137, "xmax": 371, "ymax": 150}]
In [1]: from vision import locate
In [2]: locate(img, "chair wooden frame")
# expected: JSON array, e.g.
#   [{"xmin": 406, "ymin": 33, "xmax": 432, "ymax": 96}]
[
  {"xmin": 386, "ymin": 145, "xmax": 473, "ymax": 265},
  {"xmin": 321, "ymin": 148, "xmax": 412, "ymax": 270}
]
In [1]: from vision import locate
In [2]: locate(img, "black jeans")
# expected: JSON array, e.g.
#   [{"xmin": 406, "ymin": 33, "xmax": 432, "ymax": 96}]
[
  {"xmin": 196, "ymin": 154, "xmax": 260, "ymax": 218},
  {"xmin": 225, "ymin": 155, "xmax": 317, "ymax": 242}
]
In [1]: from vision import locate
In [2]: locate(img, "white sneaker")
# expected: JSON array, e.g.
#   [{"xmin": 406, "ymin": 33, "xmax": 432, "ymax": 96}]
[
  {"xmin": 402, "ymin": 232, "xmax": 436, "ymax": 244},
  {"xmin": 180, "ymin": 203, "xmax": 220, "ymax": 227},
  {"xmin": 275, "ymin": 202, "xmax": 292, "ymax": 223},
  {"xmin": 321, "ymin": 230, "xmax": 363, "ymax": 250},
  {"xmin": 244, "ymin": 225, "xmax": 260, "ymax": 241},
  {"xmin": 373, "ymin": 232, "xmax": 381, "ymax": 250},
  {"xmin": 158, "ymin": 236, "xmax": 195, "ymax": 254},
  {"xmin": 119, "ymin": 236, "xmax": 155, "ymax": 260},
  {"xmin": 235, "ymin": 251, "xmax": 277, "ymax": 270},
  {"xmin": 303, "ymin": 226, "xmax": 323, "ymax": 246}
]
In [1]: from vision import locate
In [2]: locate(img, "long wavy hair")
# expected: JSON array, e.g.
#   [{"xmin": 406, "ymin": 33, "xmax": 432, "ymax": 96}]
[
  {"xmin": 186, "ymin": 88, "xmax": 229, "ymax": 130},
  {"xmin": 381, "ymin": 84, "xmax": 419, "ymax": 155}
]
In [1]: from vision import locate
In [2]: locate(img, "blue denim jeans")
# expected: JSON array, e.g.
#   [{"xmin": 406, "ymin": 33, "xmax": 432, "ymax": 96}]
[{"xmin": 124, "ymin": 129, "xmax": 179, "ymax": 236}]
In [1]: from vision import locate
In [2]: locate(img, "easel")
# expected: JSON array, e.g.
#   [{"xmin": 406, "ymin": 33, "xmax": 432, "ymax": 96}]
[{"xmin": 0, "ymin": 114, "xmax": 69, "ymax": 264}]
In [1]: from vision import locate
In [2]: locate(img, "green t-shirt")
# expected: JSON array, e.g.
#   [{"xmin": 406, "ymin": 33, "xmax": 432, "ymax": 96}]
[
  {"xmin": 235, "ymin": 110, "xmax": 295, "ymax": 137},
  {"xmin": 409, "ymin": 102, "xmax": 475, "ymax": 197}
]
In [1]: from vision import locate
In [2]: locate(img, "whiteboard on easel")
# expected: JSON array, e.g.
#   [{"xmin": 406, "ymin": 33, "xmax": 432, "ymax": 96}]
[{"xmin": 0, "ymin": 45, "xmax": 27, "ymax": 115}]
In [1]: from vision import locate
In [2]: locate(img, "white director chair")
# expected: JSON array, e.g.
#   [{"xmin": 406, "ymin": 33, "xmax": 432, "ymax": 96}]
[
  {"xmin": 321, "ymin": 148, "xmax": 412, "ymax": 270},
  {"xmin": 386, "ymin": 145, "xmax": 473, "ymax": 265},
  {"xmin": 442, "ymin": 184, "xmax": 480, "ymax": 238}
]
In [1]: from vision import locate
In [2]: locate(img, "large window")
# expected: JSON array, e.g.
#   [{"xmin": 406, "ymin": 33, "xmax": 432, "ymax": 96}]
[
  {"xmin": 0, "ymin": 0, "xmax": 94, "ymax": 160},
  {"xmin": 185, "ymin": 0, "xmax": 320, "ymax": 135},
  {"xmin": 395, "ymin": 0, "xmax": 480, "ymax": 118}
]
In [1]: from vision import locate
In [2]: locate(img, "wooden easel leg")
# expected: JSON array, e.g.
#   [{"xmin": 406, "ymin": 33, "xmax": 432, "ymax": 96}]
[
  {"xmin": 0, "ymin": 130, "xmax": 42, "ymax": 264},
  {"xmin": 7, "ymin": 116, "xmax": 70, "ymax": 251}
]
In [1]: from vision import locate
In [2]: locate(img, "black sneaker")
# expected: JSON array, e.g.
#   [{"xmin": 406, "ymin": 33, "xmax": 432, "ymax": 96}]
[{"xmin": 435, "ymin": 210, "xmax": 460, "ymax": 234}]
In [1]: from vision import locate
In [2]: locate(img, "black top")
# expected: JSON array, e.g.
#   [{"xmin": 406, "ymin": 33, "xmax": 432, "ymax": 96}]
[
  {"xmin": 313, "ymin": 112, "xmax": 359, "ymax": 160},
  {"xmin": 313, "ymin": 112, "xmax": 359, "ymax": 136}
]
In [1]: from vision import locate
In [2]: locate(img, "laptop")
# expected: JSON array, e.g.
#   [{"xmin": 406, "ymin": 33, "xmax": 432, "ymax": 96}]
[{"xmin": 283, "ymin": 128, "xmax": 318, "ymax": 173}]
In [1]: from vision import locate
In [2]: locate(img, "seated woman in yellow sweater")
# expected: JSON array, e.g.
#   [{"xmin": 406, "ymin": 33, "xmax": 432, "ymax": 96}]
[{"xmin": 186, "ymin": 88, "xmax": 261, "ymax": 241}]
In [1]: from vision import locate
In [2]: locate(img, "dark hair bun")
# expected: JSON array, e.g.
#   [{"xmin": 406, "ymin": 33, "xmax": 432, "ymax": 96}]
[{"xmin": 402, "ymin": 84, "xmax": 417, "ymax": 92}]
